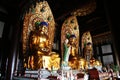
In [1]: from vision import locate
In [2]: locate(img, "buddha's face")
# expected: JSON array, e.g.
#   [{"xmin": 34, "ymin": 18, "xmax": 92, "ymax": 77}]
[
  {"xmin": 39, "ymin": 25, "xmax": 48, "ymax": 34},
  {"xmin": 86, "ymin": 44, "xmax": 92, "ymax": 52},
  {"xmin": 83, "ymin": 44, "xmax": 93, "ymax": 59},
  {"xmin": 69, "ymin": 37, "xmax": 76, "ymax": 45}
]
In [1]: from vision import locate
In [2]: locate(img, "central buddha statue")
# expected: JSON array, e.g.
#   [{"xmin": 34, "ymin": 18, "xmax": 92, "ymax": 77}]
[{"xmin": 28, "ymin": 21, "xmax": 51, "ymax": 69}]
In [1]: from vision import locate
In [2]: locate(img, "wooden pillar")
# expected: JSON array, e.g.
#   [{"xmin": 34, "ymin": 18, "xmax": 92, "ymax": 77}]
[
  {"xmin": 5, "ymin": 22, "xmax": 20, "ymax": 80},
  {"xmin": 103, "ymin": 0, "xmax": 120, "ymax": 66}
]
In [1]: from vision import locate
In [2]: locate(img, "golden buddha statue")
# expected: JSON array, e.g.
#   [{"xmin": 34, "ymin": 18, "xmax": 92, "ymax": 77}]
[
  {"xmin": 68, "ymin": 34, "xmax": 78, "ymax": 60},
  {"xmin": 83, "ymin": 42, "xmax": 98, "ymax": 69},
  {"xmin": 63, "ymin": 34, "xmax": 79, "ymax": 69},
  {"xmin": 28, "ymin": 21, "xmax": 51, "ymax": 69},
  {"xmin": 83, "ymin": 42, "xmax": 93, "ymax": 61}
]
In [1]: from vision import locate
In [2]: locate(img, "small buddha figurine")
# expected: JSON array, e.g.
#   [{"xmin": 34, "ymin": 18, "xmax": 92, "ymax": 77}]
[{"xmin": 28, "ymin": 21, "xmax": 51, "ymax": 69}]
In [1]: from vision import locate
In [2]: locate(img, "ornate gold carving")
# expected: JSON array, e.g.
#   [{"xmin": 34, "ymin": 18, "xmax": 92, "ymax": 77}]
[
  {"xmin": 81, "ymin": 31, "xmax": 93, "ymax": 52},
  {"xmin": 61, "ymin": 16, "xmax": 80, "ymax": 69},
  {"xmin": 23, "ymin": 1, "xmax": 55, "ymax": 55},
  {"xmin": 71, "ymin": 0, "xmax": 96, "ymax": 16},
  {"xmin": 42, "ymin": 52, "xmax": 60, "ymax": 70}
]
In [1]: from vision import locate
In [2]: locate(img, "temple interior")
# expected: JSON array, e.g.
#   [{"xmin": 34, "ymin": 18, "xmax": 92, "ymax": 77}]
[{"xmin": 0, "ymin": 0, "xmax": 120, "ymax": 80}]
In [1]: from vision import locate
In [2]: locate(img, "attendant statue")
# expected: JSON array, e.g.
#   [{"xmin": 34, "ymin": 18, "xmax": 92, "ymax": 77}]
[
  {"xmin": 68, "ymin": 34, "xmax": 79, "ymax": 69},
  {"xmin": 83, "ymin": 42, "xmax": 93, "ymax": 61},
  {"xmin": 83, "ymin": 42, "xmax": 93, "ymax": 68},
  {"xmin": 63, "ymin": 34, "xmax": 79, "ymax": 69},
  {"xmin": 68, "ymin": 34, "xmax": 77, "ymax": 58},
  {"xmin": 28, "ymin": 21, "xmax": 50, "ymax": 69},
  {"xmin": 63, "ymin": 38, "xmax": 71, "ymax": 67}
]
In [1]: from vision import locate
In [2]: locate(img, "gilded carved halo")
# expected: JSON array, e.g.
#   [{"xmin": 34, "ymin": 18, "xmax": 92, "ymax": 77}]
[{"xmin": 22, "ymin": 1, "xmax": 55, "ymax": 54}]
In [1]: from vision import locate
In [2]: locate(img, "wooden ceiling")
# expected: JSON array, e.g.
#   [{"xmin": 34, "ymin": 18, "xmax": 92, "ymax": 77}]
[{"xmin": 0, "ymin": 0, "xmax": 110, "ymax": 36}]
